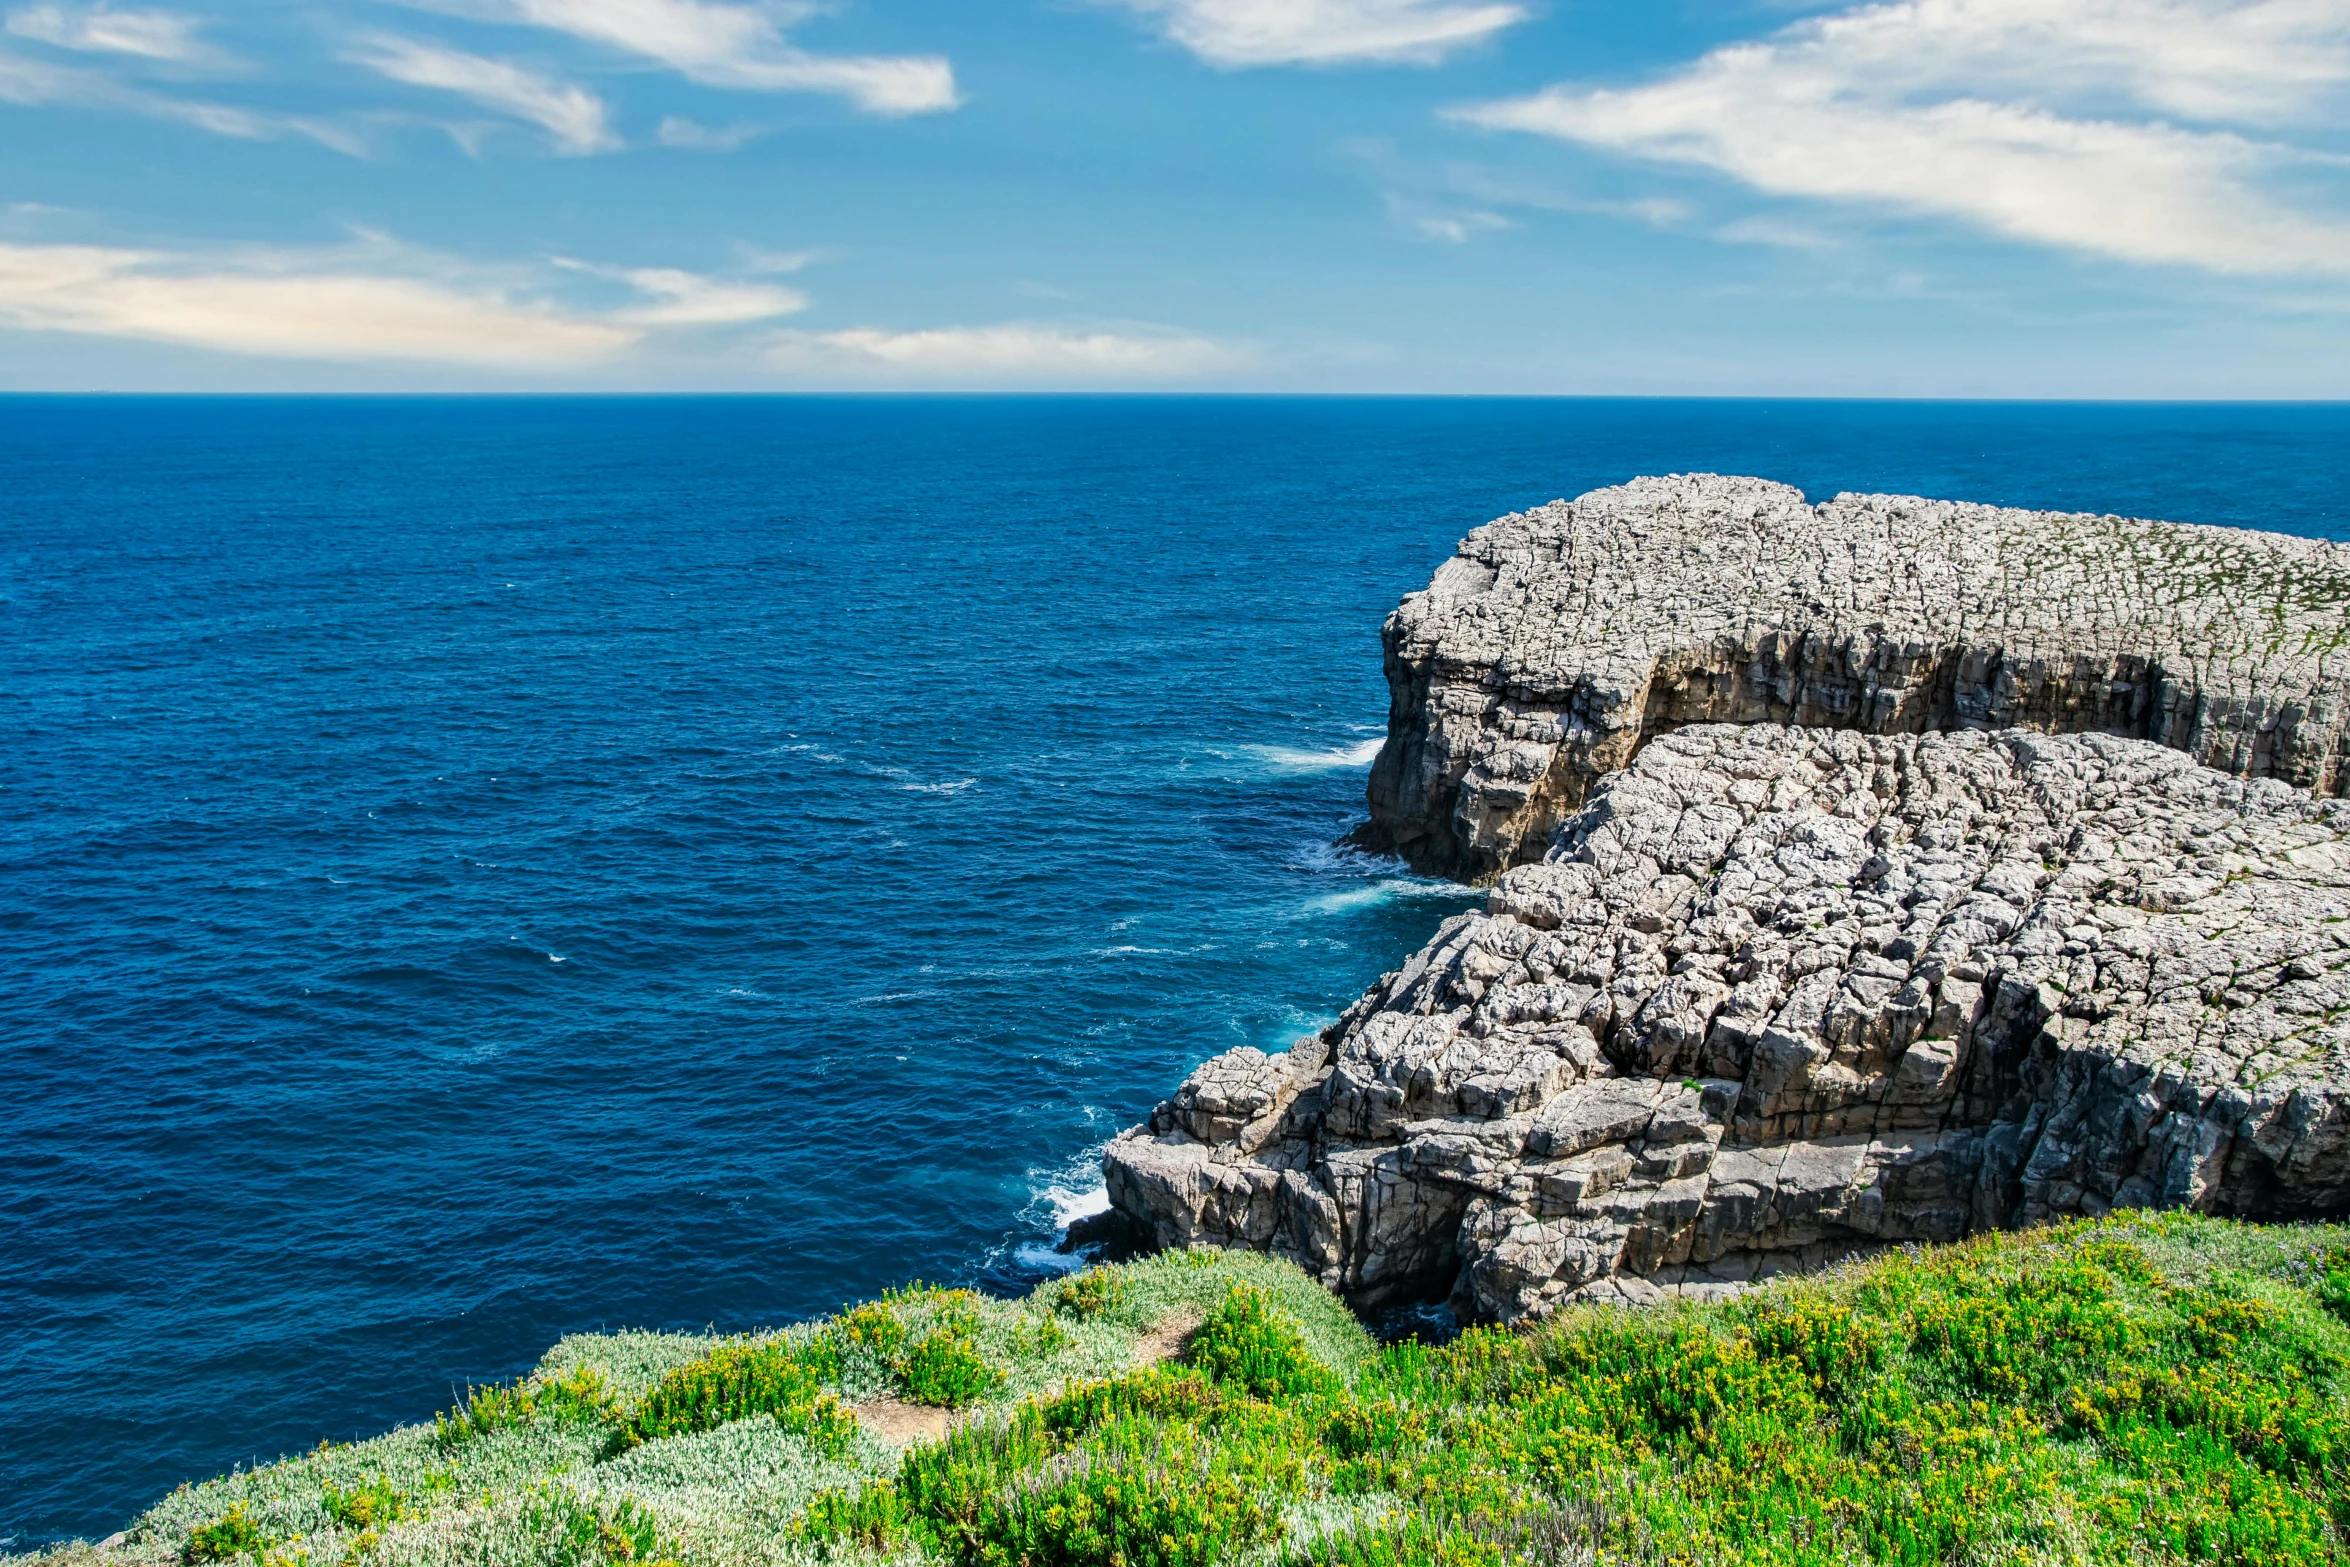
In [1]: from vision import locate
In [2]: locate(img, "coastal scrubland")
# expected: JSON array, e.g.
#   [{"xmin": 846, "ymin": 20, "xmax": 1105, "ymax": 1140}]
[{"xmin": 23, "ymin": 1216, "xmax": 2350, "ymax": 1567}]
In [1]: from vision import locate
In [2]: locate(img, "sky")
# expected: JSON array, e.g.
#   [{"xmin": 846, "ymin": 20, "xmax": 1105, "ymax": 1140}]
[{"xmin": 1, "ymin": 0, "xmax": 2348, "ymax": 394}]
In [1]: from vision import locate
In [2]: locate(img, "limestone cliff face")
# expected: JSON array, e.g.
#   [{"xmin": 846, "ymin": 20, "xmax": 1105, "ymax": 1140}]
[
  {"xmin": 1359, "ymin": 475, "xmax": 2350, "ymax": 884},
  {"xmin": 1104, "ymin": 475, "xmax": 2350, "ymax": 1321},
  {"xmin": 1107, "ymin": 724, "xmax": 2350, "ymax": 1320}
]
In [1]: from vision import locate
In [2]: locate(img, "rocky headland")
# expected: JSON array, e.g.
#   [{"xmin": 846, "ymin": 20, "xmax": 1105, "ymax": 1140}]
[
  {"xmin": 1359, "ymin": 473, "xmax": 2350, "ymax": 882},
  {"xmin": 1106, "ymin": 475, "xmax": 2350, "ymax": 1322}
]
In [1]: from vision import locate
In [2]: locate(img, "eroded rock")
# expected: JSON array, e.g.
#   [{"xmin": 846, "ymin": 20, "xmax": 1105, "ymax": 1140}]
[
  {"xmin": 1106, "ymin": 724, "xmax": 2350, "ymax": 1321},
  {"xmin": 1361, "ymin": 475, "xmax": 2350, "ymax": 881}
]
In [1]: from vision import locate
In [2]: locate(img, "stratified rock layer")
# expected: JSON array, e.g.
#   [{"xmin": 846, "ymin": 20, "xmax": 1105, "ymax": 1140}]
[
  {"xmin": 1107, "ymin": 724, "xmax": 2350, "ymax": 1320},
  {"xmin": 1363, "ymin": 475, "xmax": 2350, "ymax": 882}
]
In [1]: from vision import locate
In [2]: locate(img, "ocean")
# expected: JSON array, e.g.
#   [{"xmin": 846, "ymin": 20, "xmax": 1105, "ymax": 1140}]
[{"xmin": 6, "ymin": 395, "xmax": 2349, "ymax": 1544}]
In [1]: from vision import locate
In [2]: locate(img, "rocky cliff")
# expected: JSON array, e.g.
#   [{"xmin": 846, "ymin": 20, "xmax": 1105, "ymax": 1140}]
[
  {"xmin": 1105, "ymin": 476, "xmax": 2350, "ymax": 1322},
  {"xmin": 1360, "ymin": 474, "xmax": 2350, "ymax": 883}
]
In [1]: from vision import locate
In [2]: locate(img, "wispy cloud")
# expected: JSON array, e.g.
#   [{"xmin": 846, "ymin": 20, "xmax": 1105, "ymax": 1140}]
[
  {"xmin": 6, "ymin": 2, "xmax": 217, "ymax": 62},
  {"xmin": 0, "ymin": 46, "xmax": 361, "ymax": 149},
  {"xmin": 0, "ymin": 236, "xmax": 803, "ymax": 365},
  {"xmin": 768, "ymin": 322, "xmax": 1239, "ymax": 380},
  {"xmin": 1104, "ymin": 0, "xmax": 1527, "ymax": 67},
  {"xmin": 465, "ymin": 0, "xmax": 959, "ymax": 114},
  {"xmin": 656, "ymin": 113, "xmax": 758, "ymax": 150},
  {"xmin": 1344, "ymin": 137, "xmax": 1692, "ymax": 244},
  {"xmin": 551, "ymin": 257, "xmax": 806, "ymax": 322},
  {"xmin": 1451, "ymin": 0, "xmax": 2350, "ymax": 276},
  {"xmin": 347, "ymin": 32, "xmax": 615, "ymax": 153}
]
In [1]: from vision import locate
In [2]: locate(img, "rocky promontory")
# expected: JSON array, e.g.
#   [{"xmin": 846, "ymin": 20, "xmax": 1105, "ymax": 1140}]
[
  {"xmin": 1360, "ymin": 474, "xmax": 2350, "ymax": 883},
  {"xmin": 1106, "ymin": 476, "xmax": 2350, "ymax": 1322}
]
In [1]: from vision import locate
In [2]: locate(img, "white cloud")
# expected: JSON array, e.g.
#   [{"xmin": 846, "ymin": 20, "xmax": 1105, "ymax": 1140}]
[
  {"xmin": 1415, "ymin": 211, "xmax": 1509, "ymax": 242},
  {"xmin": 656, "ymin": 113, "xmax": 758, "ymax": 149},
  {"xmin": 550, "ymin": 256, "xmax": 806, "ymax": 321},
  {"xmin": 1106, "ymin": 0, "xmax": 1527, "ymax": 67},
  {"xmin": 617, "ymin": 266, "xmax": 802, "ymax": 323},
  {"xmin": 0, "ymin": 238, "xmax": 803, "ymax": 366},
  {"xmin": 348, "ymin": 33, "xmax": 615, "ymax": 153},
  {"xmin": 0, "ymin": 46, "xmax": 363, "ymax": 149},
  {"xmin": 769, "ymin": 323, "xmax": 1238, "ymax": 380},
  {"xmin": 1452, "ymin": 0, "xmax": 2350, "ymax": 276},
  {"xmin": 0, "ymin": 241, "xmax": 631, "ymax": 364},
  {"xmin": 468, "ymin": 0, "xmax": 958, "ymax": 114},
  {"xmin": 6, "ymin": 3, "xmax": 214, "ymax": 62}
]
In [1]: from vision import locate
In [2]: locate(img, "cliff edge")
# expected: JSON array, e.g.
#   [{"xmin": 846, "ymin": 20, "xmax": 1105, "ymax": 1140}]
[
  {"xmin": 1107, "ymin": 476, "xmax": 2350, "ymax": 1321},
  {"xmin": 1359, "ymin": 474, "xmax": 2350, "ymax": 882}
]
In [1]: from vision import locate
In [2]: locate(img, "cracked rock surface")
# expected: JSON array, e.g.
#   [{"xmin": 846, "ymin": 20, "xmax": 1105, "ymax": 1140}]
[
  {"xmin": 1105, "ymin": 723, "xmax": 2350, "ymax": 1321},
  {"xmin": 1362, "ymin": 474, "xmax": 2350, "ymax": 882}
]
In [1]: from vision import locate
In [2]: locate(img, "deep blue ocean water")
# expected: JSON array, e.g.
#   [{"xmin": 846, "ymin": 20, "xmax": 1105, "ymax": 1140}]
[{"xmin": 6, "ymin": 396, "xmax": 2350, "ymax": 1544}]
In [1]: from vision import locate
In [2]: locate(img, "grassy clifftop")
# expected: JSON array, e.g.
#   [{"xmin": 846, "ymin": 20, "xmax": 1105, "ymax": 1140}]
[{"xmin": 23, "ymin": 1217, "xmax": 2350, "ymax": 1567}]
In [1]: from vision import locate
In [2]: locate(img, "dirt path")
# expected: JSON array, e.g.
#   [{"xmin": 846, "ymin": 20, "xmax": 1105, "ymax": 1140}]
[
  {"xmin": 852, "ymin": 1396, "xmax": 953, "ymax": 1445},
  {"xmin": 1134, "ymin": 1307, "xmax": 1202, "ymax": 1368}
]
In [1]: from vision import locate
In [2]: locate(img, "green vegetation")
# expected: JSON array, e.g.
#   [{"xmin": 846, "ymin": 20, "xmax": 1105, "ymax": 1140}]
[
  {"xmin": 440, "ymin": 1367, "xmax": 621, "ymax": 1447},
  {"xmin": 1051, "ymin": 1268, "xmax": 1134, "ymax": 1322},
  {"xmin": 25, "ymin": 1219, "xmax": 2350, "ymax": 1567},
  {"xmin": 180, "ymin": 1505, "xmax": 268, "ymax": 1564}
]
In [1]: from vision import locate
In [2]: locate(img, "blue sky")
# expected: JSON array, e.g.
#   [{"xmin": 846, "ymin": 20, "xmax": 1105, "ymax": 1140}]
[{"xmin": 2, "ymin": 0, "xmax": 2347, "ymax": 393}]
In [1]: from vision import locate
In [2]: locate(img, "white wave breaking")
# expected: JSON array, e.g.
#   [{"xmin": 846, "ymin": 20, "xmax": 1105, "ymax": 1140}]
[
  {"xmin": 1011, "ymin": 1143, "xmax": 1111, "ymax": 1275},
  {"xmin": 1301, "ymin": 879, "xmax": 1469, "ymax": 915},
  {"xmin": 1245, "ymin": 738, "xmax": 1384, "ymax": 773}
]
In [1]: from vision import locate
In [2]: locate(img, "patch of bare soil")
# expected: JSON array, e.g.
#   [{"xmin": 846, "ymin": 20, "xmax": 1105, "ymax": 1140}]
[
  {"xmin": 1134, "ymin": 1307, "xmax": 1202, "ymax": 1368},
  {"xmin": 854, "ymin": 1396, "xmax": 954, "ymax": 1445}
]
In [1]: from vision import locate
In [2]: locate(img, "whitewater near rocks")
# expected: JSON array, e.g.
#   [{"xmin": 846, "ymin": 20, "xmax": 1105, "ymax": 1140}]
[{"xmin": 1107, "ymin": 476, "xmax": 2350, "ymax": 1321}]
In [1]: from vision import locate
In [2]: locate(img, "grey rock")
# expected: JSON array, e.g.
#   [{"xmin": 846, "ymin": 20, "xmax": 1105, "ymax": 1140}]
[
  {"xmin": 1106, "ymin": 723, "xmax": 2350, "ymax": 1321},
  {"xmin": 1359, "ymin": 474, "xmax": 2350, "ymax": 882}
]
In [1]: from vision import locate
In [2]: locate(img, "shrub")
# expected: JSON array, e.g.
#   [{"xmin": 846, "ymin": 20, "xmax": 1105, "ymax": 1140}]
[
  {"xmin": 320, "ymin": 1475, "xmax": 403, "ymax": 1531},
  {"xmin": 778, "ymin": 1391, "xmax": 862, "ymax": 1456},
  {"xmin": 1054, "ymin": 1269, "xmax": 1133, "ymax": 1321},
  {"xmin": 828, "ymin": 1302, "xmax": 909, "ymax": 1366},
  {"xmin": 1040, "ymin": 1370, "xmax": 1224, "ymax": 1441},
  {"xmin": 1735, "ymin": 1291, "xmax": 1886, "ymax": 1399},
  {"xmin": 795, "ymin": 1478, "xmax": 911, "ymax": 1556},
  {"xmin": 184, "ymin": 1505, "xmax": 269, "ymax": 1564},
  {"xmin": 971, "ymin": 1449, "xmax": 1280, "ymax": 1567},
  {"xmin": 624, "ymin": 1336, "xmax": 842, "ymax": 1447},
  {"xmin": 904, "ymin": 1327, "xmax": 1005, "ymax": 1408},
  {"xmin": 436, "ymin": 1367, "xmax": 618, "ymax": 1447},
  {"xmin": 2314, "ymin": 1246, "xmax": 2350, "ymax": 1325},
  {"xmin": 1292, "ymin": 1511, "xmax": 1514, "ymax": 1567},
  {"xmin": 1187, "ymin": 1285, "xmax": 1334, "ymax": 1400},
  {"xmin": 521, "ymin": 1492, "xmax": 679, "ymax": 1567},
  {"xmin": 1014, "ymin": 1314, "xmax": 1075, "ymax": 1359}
]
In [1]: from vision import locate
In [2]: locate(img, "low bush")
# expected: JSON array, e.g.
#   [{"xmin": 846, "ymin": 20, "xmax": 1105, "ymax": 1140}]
[
  {"xmin": 182, "ymin": 1505, "xmax": 268, "ymax": 1564},
  {"xmin": 1054, "ymin": 1269, "xmax": 1133, "ymax": 1322},
  {"xmin": 622, "ymin": 1337, "xmax": 843, "ymax": 1449},
  {"xmin": 827, "ymin": 1302, "xmax": 908, "ymax": 1368},
  {"xmin": 520, "ymin": 1492, "xmax": 679, "ymax": 1567},
  {"xmin": 971, "ymin": 1445, "xmax": 1280, "ymax": 1567},
  {"xmin": 1187, "ymin": 1285, "xmax": 1335, "ymax": 1399},
  {"xmin": 318, "ymin": 1475, "xmax": 403, "ymax": 1531},
  {"xmin": 1012, "ymin": 1314, "xmax": 1074, "ymax": 1359},
  {"xmin": 904, "ymin": 1328, "xmax": 1005, "ymax": 1409},
  {"xmin": 436, "ymin": 1367, "xmax": 618, "ymax": 1447}
]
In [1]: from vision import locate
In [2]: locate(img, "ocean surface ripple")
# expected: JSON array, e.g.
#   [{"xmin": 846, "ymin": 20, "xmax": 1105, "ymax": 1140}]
[{"xmin": 5, "ymin": 396, "xmax": 2348, "ymax": 1543}]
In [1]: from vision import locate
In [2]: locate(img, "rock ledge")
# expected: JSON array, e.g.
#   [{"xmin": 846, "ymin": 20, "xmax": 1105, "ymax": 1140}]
[
  {"xmin": 1363, "ymin": 474, "xmax": 2350, "ymax": 882},
  {"xmin": 1106, "ymin": 477, "xmax": 2350, "ymax": 1320}
]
